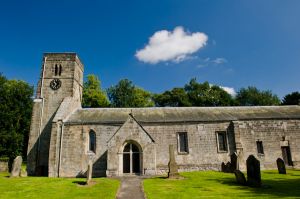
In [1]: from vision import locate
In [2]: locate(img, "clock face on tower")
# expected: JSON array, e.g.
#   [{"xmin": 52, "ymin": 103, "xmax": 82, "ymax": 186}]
[{"xmin": 50, "ymin": 78, "xmax": 62, "ymax": 90}]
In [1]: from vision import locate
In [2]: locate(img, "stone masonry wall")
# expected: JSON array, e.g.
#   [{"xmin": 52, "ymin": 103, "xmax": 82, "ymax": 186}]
[
  {"xmin": 106, "ymin": 117, "xmax": 156, "ymax": 176},
  {"xmin": 27, "ymin": 99, "xmax": 42, "ymax": 175},
  {"xmin": 234, "ymin": 119, "xmax": 300, "ymax": 171},
  {"xmin": 146, "ymin": 122, "xmax": 234, "ymax": 174},
  {"xmin": 56, "ymin": 121, "xmax": 235, "ymax": 177},
  {"xmin": 54, "ymin": 119, "xmax": 300, "ymax": 177},
  {"xmin": 56, "ymin": 124, "xmax": 118, "ymax": 177}
]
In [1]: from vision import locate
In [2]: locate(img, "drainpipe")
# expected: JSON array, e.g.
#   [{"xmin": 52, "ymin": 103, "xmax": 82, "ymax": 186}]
[
  {"xmin": 58, "ymin": 120, "xmax": 64, "ymax": 177},
  {"xmin": 36, "ymin": 56, "xmax": 47, "ymax": 170},
  {"xmin": 154, "ymin": 144, "xmax": 157, "ymax": 175}
]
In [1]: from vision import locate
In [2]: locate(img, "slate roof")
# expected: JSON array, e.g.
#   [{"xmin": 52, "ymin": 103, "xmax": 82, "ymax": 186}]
[{"xmin": 65, "ymin": 106, "xmax": 300, "ymax": 124}]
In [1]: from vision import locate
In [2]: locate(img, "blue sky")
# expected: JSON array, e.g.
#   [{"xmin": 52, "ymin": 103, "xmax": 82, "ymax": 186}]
[{"xmin": 0, "ymin": 0, "xmax": 299, "ymax": 98}]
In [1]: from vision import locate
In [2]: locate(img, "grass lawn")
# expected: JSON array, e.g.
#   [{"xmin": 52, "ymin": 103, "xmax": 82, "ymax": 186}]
[
  {"xmin": 0, "ymin": 172, "xmax": 120, "ymax": 199},
  {"xmin": 143, "ymin": 170, "xmax": 300, "ymax": 199}
]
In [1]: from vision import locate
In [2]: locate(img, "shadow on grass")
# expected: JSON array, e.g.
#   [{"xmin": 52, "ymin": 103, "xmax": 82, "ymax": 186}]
[
  {"xmin": 207, "ymin": 173, "xmax": 300, "ymax": 198},
  {"xmin": 153, "ymin": 175, "xmax": 185, "ymax": 180},
  {"xmin": 72, "ymin": 180, "xmax": 87, "ymax": 185},
  {"xmin": 156, "ymin": 176, "xmax": 168, "ymax": 179}
]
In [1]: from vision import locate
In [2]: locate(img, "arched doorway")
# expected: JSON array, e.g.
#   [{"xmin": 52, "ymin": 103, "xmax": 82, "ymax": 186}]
[{"xmin": 123, "ymin": 143, "xmax": 142, "ymax": 174}]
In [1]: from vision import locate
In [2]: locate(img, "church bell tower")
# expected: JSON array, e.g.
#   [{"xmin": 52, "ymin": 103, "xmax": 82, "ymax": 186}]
[{"xmin": 27, "ymin": 53, "xmax": 84, "ymax": 176}]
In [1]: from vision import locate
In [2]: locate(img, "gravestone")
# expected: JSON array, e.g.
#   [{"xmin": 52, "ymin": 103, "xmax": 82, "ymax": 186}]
[
  {"xmin": 234, "ymin": 170, "xmax": 247, "ymax": 185},
  {"xmin": 225, "ymin": 162, "xmax": 232, "ymax": 173},
  {"xmin": 227, "ymin": 162, "xmax": 234, "ymax": 173},
  {"xmin": 276, "ymin": 158, "xmax": 286, "ymax": 174},
  {"xmin": 168, "ymin": 145, "xmax": 179, "ymax": 179},
  {"xmin": 86, "ymin": 162, "xmax": 93, "ymax": 185},
  {"xmin": 246, "ymin": 155, "xmax": 261, "ymax": 187},
  {"xmin": 230, "ymin": 153, "xmax": 238, "ymax": 171},
  {"xmin": 221, "ymin": 162, "xmax": 226, "ymax": 172},
  {"xmin": 10, "ymin": 156, "xmax": 22, "ymax": 177},
  {"xmin": 221, "ymin": 161, "xmax": 234, "ymax": 173}
]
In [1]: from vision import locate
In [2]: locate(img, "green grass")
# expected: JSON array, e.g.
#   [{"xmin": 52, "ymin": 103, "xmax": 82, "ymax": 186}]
[
  {"xmin": 144, "ymin": 170, "xmax": 300, "ymax": 199},
  {"xmin": 0, "ymin": 172, "xmax": 120, "ymax": 199}
]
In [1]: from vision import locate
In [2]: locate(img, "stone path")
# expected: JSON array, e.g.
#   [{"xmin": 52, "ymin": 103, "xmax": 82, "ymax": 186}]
[{"xmin": 116, "ymin": 176, "xmax": 145, "ymax": 199}]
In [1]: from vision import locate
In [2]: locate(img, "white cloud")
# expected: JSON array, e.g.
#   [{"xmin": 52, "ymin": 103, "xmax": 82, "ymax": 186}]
[
  {"xmin": 135, "ymin": 26, "xmax": 208, "ymax": 64},
  {"xmin": 212, "ymin": 57, "xmax": 227, "ymax": 64},
  {"xmin": 220, "ymin": 86, "xmax": 236, "ymax": 96},
  {"xmin": 196, "ymin": 57, "xmax": 228, "ymax": 69}
]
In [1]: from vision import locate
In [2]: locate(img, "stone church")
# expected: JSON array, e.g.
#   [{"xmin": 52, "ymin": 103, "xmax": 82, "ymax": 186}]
[{"xmin": 27, "ymin": 53, "xmax": 300, "ymax": 177}]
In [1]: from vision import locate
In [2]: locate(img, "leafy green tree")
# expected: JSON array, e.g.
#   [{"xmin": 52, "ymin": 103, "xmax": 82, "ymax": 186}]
[
  {"xmin": 82, "ymin": 74, "xmax": 110, "ymax": 107},
  {"xmin": 132, "ymin": 87, "xmax": 154, "ymax": 107},
  {"xmin": 153, "ymin": 88, "xmax": 191, "ymax": 107},
  {"xmin": 235, "ymin": 86, "xmax": 280, "ymax": 106},
  {"xmin": 282, "ymin": 91, "xmax": 300, "ymax": 105},
  {"xmin": 0, "ymin": 73, "xmax": 33, "ymax": 160},
  {"xmin": 107, "ymin": 79, "xmax": 154, "ymax": 107},
  {"xmin": 184, "ymin": 78, "xmax": 234, "ymax": 106}
]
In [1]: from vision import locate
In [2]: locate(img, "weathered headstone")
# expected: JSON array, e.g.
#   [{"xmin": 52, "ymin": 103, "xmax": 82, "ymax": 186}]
[
  {"xmin": 230, "ymin": 153, "xmax": 238, "ymax": 171},
  {"xmin": 276, "ymin": 158, "xmax": 286, "ymax": 174},
  {"xmin": 228, "ymin": 162, "xmax": 235, "ymax": 173},
  {"xmin": 225, "ymin": 162, "xmax": 231, "ymax": 173},
  {"xmin": 10, "ymin": 156, "xmax": 22, "ymax": 177},
  {"xmin": 246, "ymin": 155, "xmax": 261, "ymax": 187},
  {"xmin": 234, "ymin": 170, "xmax": 247, "ymax": 185},
  {"xmin": 221, "ymin": 162, "xmax": 226, "ymax": 172},
  {"xmin": 168, "ymin": 145, "xmax": 179, "ymax": 179},
  {"xmin": 221, "ymin": 161, "xmax": 234, "ymax": 173},
  {"xmin": 86, "ymin": 162, "xmax": 92, "ymax": 185}
]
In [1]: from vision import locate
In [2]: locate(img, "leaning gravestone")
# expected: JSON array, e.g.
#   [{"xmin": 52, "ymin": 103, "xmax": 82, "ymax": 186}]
[
  {"xmin": 276, "ymin": 158, "xmax": 286, "ymax": 174},
  {"xmin": 10, "ymin": 156, "xmax": 22, "ymax": 177},
  {"xmin": 168, "ymin": 145, "xmax": 179, "ymax": 179},
  {"xmin": 234, "ymin": 170, "xmax": 247, "ymax": 185},
  {"xmin": 246, "ymin": 155, "xmax": 261, "ymax": 187},
  {"xmin": 86, "ymin": 162, "xmax": 93, "ymax": 185}
]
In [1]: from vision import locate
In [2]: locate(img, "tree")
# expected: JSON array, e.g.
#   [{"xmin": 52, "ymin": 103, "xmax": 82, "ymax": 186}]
[
  {"xmin": 82, "ymin": 74, "xmax": 110, "ymax": 107},
  {"xmin": 153, "ymin": 88, "xmax": 191, "ymax": 107},
  {"xmin": 282, "ymin": 92, "xmax": 300, "ymax": 105},
  {"xmin": 235, "ymin": 86, "xmax": 280, "ymax": 106},
  {"xmin": 107, "ymin": 79, "xmax": 154, "ymax": 107},
  {"xmin": 132, "ymin": 87, "xmax": 154, "ymax": 107},
  {"xmin": 0, "ymin": 73, "xmax": 33, "ymax": 161},
  {"xmin": 184, "ymin": 78, "xmax": 234, "ymax": 106}
]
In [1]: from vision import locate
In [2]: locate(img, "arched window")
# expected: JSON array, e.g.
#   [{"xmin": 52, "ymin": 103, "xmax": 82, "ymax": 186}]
[
  {"xmin": 59, "ymin": 64, "xmax": 62, "ymax": 76},
  {"xmin": 54, "ymin": 64, "xmax": 58, "ymax": 76},
  {"xmin": 89, "ymin": 130, "xmax": 96, "ymax": 153}
]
